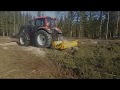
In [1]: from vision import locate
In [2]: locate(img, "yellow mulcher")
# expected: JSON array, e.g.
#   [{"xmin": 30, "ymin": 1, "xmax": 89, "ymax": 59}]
[{"xmin": 52, "ymin": 40, "xmax": 78, "ymax": 50}]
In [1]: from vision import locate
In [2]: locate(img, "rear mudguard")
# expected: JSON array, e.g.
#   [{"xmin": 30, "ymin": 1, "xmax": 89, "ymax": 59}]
[
  {"xmin": 36, "ymin": 27, "xmax": 52, "ymax": 34},
  {"xmin": 18, "ymin": 26, "xmax": 31, "ymax": 40},
  {"xmin": 36, "ymin": 27, "xmax": 62, "ymax": 34}
]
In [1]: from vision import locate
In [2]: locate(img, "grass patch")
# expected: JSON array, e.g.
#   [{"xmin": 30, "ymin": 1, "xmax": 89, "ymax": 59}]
[{"xmin": 47, "ymin": 41, "xmax": 120, "ymax": 79}]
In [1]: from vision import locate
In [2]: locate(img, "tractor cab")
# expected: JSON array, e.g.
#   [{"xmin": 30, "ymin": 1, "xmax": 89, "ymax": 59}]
[{"xmin": 30, "ymin": 16, "xmax": 58, "ymax": 29}]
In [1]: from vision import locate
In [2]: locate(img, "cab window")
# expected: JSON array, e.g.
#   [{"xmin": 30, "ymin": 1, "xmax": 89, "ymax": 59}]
[{"xmin": 35, "ymin": 18, "xmax": 45, "ymax": 26}]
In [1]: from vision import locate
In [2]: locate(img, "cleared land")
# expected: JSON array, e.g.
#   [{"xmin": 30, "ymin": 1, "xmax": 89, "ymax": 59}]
[{"xmin": 0, "ymin": 36, "xmax": 120, "ymax": 79}]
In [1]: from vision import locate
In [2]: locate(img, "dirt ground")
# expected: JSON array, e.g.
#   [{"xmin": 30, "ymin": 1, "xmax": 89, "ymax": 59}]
[
  {"xmin": 0, "ymin": 36, "xmax": 120, "ymax": 79},
  {"xmin": 0, "ymin": 37, "xmax": 75, "ymax": 79}
]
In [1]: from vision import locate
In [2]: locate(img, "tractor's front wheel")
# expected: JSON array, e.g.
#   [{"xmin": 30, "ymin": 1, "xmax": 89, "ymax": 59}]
[{"xmin": 35, "ymin": 30, "xmax": 52, "ymax": 48}]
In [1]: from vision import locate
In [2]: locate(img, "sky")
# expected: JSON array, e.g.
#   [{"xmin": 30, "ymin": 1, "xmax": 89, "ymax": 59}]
[
  {"xmin": 22, "ymin": 11, "xmax": 67, "ymax": 19},
  {"xmin": 23, "ymin": 11, "xmax": 56, "ymax": 17},
  {"xmin": 41, "ymin": 11, "xmax": 56, "ymax": 17}
]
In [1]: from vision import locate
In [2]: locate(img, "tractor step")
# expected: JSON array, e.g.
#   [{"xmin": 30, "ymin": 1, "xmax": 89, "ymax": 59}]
[{"xmin": 52, "ymin": 40, "xmax": 78, "ymax": 50}]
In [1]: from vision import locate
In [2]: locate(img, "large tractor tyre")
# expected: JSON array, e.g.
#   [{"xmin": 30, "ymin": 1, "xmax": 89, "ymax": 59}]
[
  {"xmin": 18, "ymin": 33, "xmax": 30, "ymax": 46},
  {"xmin": 35, "ymin": 30, "xmax": 52, "ymax": 48}
]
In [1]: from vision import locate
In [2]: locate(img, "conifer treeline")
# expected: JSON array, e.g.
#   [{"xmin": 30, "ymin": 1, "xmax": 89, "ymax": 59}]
[
  {"xmin": 57, "ymin": 11, "xmax": 120, "ymax": 39},
  {"xmin": 0, "ymin": 11, "xmax": 120, "ymax": 39}
]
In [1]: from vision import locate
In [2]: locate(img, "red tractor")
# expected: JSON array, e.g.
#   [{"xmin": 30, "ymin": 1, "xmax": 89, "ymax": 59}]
[{"xmin": 18, "ymin": 16, "xmax": 63, "ymax": 48}]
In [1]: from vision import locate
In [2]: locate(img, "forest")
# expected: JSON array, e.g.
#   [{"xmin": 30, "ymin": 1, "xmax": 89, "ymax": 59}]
[{"xmin": 0, "ymin": 11, "xmax": 120, "ymax": 40}]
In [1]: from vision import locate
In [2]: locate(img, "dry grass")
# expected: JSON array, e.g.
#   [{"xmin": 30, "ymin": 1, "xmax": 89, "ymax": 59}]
[
  {"xmin": 0, "ymin": 36, "xmax": 12, "ymax": 44},
  {"xmin": 0, "ymin": 37, "xmax": 75, "ymax": 79},
  {"xmin": 47, "ymin": 40, "xmax": 120, "ymax": 79},
  {"xmin": 1, "ymin": 36, "xmax": 120, "ymax": 79}
]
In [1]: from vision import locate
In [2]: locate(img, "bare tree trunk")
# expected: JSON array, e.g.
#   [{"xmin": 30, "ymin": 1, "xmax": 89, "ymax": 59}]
[
  {"xmin": 6, "ymin": 22, "xmax": 8, "ymax": 36},
  {"xmin": 16, "ymin": 25, "xmax": 18, "ymax": 33},
  {"xmin": 23, "ymin": 13, "xmax": 25, "ymax": 25},
  {"xmin": 6, "ymin": 18, "xmax": 8, "ymax": 36},
  {"xmin": 89, "ymin": 11, "xmax": 92, "ymax": 38},
  {"xmin": 109, "ymin": 31, "xmax": 111, "ymax": 39},
  {"xmin": 116, "ymin": 11, "xmax": 119, "ymax": 38},
  {"xmin": 14, "ymin": 12, "xmax": 16, "ymax": 34},
  {"xmin": 0, "ymin": 14, "xmax": 5, "ymax": 37},
  {"xmin": 99, "ymin": 11, "xmax": 103, "ymax": 39},
  {"xmin": 78, "ymin": 25, "xmax": 81, "ymax": 38},
  {"xmin": 2, "ymin": 29, "xmax": 5, "ymax": 37},
  {"xmin": 7, "ymin": 24, "xmax": 9, "ymax": 36},
  {"xmin": 5, "ymin": 11, "xmax": 8, "ymax": 36},
  {"xmin": 75, "ymin": 18, "xmax": 79, "ymax": 38},
  {"xmin": 70, "ymin": 23, "xmax": 72, "ymax": 37},
  {"xmin": 75, "ymin": 12, "xmax": 80, "ymax": 38},
  {"xmin": 106, "ymin": 11, "xmax": 109, "ymax": 39},
  {"xmin": 7, "ymin": 31, "xmax": 8, "ymax": 36}
]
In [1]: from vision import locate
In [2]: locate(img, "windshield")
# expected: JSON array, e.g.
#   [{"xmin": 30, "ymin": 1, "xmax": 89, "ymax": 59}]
[
  {"xmin": 35, "ymin": 18, "xmax": 45, "ymax": 27},
  {"xmin": 47, "ymin": 18, "xmax": 57, "ymax": 28}
]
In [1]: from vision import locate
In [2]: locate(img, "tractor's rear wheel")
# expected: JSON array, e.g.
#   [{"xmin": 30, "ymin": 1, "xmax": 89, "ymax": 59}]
[
  {"xmin": 35, "ymin": 30, "xmax": 52, "ymax": 48},
  {"xmin": 18, "ymin": 34, "xmax": 30, "ymax": 46}
]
